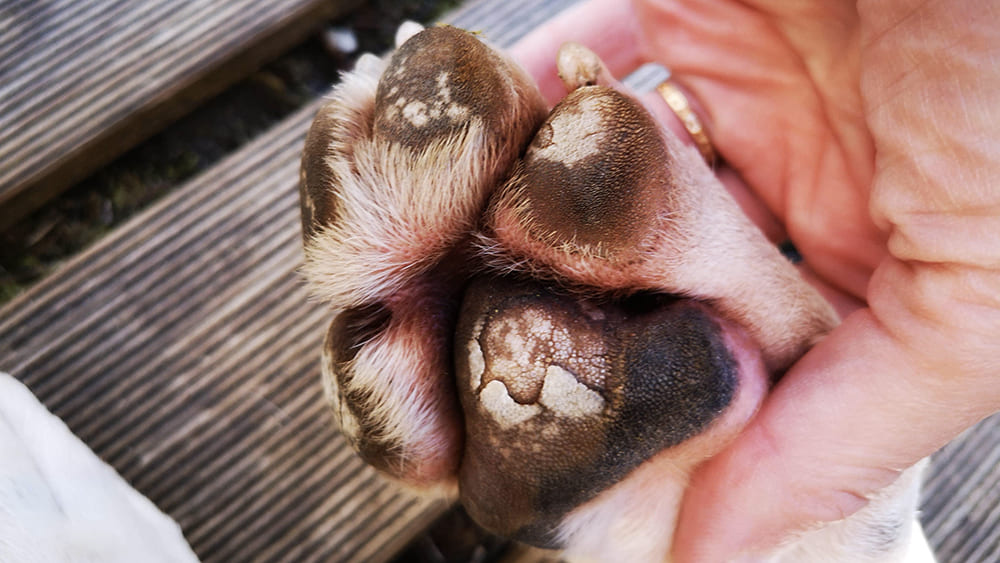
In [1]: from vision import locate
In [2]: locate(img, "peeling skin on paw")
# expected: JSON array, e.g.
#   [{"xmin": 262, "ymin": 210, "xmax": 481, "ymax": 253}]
[
  {"xmin": 446, "ymin": 103, "xmax": 470, "ymax": 120},
  {"xmin": 435, "ymin": 72, "xmax": 471, "ymax": 121},
  {"xmin": 436, "ymin": 72, "xmax": 452, "ymax": 98},
  {"xmin": 402, "ymin": 100, "xmax": 431, "ymax": 126},
  {"xmin": 538, "ymin": 365, "xmax": 605, "ymax": 418},
  {"xmin": 478, "ymin": 303, "xmax": 610, "ymax": 402},
  {"xmin": 477, "ymin": 359, "xmax": 605, "ymax": 427},
  {"xmin": 392, "ymin": 59, "xmax": 408, "ymax": 78},
  {"xmin": 467, "ymin": 337, "xmax": 485, "ymax": 389},
  {"xmin": 530, "ymin": 97, "xmax": 605, "ymax": 166},
  {"xmin": 457, "ymin": 277, "xmax": 753, "ymax": 546},
  {"xmin": 470, "ymin": 295, "xmax": 611, "ymax": 428},
  {"xmin": 381, "ymin": 71, "xmax": 473, "ymax": 129},
  {"xmin": 480, "ymin": 379, "xmax": 542, "ymax": 428}
]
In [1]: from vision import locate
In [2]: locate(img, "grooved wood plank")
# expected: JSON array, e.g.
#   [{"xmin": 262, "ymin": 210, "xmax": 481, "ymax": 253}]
[
  {"xmin": 0, "ymin": 1, "xmax": 581, "ymax": 561},
  {"xmin": 0, "ymin": 96, "xmax": 430, "ymax": 562},
  {"xmin": 0, "ymin": 0, "xmax": 362, "ymax": 228},
  {"xmin": 922, "ymin": 413, "xmax": 1000, "ymax": 563}
]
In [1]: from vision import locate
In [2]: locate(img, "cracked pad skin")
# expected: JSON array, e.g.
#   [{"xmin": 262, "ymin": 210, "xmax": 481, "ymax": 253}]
[{"xmin": 456, "ymin": 276, "xmax": 737, "ymax": 545}]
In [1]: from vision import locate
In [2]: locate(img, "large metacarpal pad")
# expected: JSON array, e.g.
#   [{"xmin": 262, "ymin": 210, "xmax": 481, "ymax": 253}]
[{"xmin": 456, "ymin": 276, "xmax": 737, "ymax": 545}]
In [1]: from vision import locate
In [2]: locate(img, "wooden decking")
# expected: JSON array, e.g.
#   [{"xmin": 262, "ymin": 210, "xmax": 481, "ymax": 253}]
[
  {"xmin": 0, "ymin": 0, "xmax": 998, "ymax": 562},
  {"xmin": 922, "ymin": 414, "xmax": 1000, "ymax": 562},
  {"xmin": 0, "ymin": 0, "xmax": 361, "ymax": 229},
  {"xmin": 0, "ymin": 95, "xmax": 432, "ymax": 561}
]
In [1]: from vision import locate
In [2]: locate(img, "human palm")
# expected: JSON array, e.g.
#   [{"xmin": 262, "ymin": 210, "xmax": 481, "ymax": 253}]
[
  {"xmin": 511, "ymin": 0, "xmax": 1000, "ymax": 560},
  {"xmin": 636, "ymin": 0, "xmax": 887, "ymax": 300}
]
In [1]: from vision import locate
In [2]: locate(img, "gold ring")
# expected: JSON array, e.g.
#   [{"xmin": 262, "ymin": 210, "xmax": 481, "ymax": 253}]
[{"xmin": 656, "ymin": 81, "xmax": 716, "ymax": 166}]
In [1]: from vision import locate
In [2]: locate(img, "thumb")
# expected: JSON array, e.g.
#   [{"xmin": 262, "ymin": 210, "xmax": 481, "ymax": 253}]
[{"xmin": 671, "ymin": 305, "xmax": 996, "ymax": 562}]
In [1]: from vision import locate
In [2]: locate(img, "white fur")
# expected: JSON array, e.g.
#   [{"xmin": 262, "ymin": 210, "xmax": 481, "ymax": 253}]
[
  {"xmin": 555, "ymin": 460, "xmax": 934, "ymax": 563},
  {"xmin": 0, "ymin": 374, "xmax": 199, "ymax": 562},
  {"xmin": 556, "ymin": 452, "xmax": 689, "ymax": 562},
  {"xmin": 394, "ymin": 21, "xmax": 424, "ymax": 47},
  {"xmin": 302, "ymin": 123, "xmax": 491, "ymax": 308}
]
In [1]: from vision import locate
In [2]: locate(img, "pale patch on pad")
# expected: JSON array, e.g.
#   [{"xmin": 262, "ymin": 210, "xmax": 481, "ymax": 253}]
[
  {"xmin": 538, "ymin": 365, "xmax": 605, "ymax": 418},
  {"xmin": 446, "ymin": 103, "xmax": 470, "ymax": 120},
  {"xmin": 435, "ymin": 71, "xmax": 471, "ymax": 121},
  {"xmin": 480, "ymin": 379, "xmax": 542, "ymax": 428},
  {"xmin": 532, "ymin": 96, "xmax": 605, "ymax": 166},
  {"xmin": 467, "ymin": 338, "xmax": 485, "ymax": 389},
  {"xmin": 402, "ymin": 100, "xmax": 432, "ymax": 126}
]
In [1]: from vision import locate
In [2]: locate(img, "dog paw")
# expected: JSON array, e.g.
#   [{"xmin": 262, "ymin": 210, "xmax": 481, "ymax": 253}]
[
  {"xmin": 300, "ymin": 25, "xmax": 843, "ymax": 558},
  {"xmin": 300, "ymin": 24, "xmax": 546, "ymax": 486},
  {"xmin": 300, "ymin": 24, "xmax": 546, "ymax": 308}
]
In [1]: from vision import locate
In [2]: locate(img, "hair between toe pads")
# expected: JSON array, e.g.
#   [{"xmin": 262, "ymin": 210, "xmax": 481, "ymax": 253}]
[{"xmin": 455, "ymin": 276, "xmax": 737, "ymax": 546}]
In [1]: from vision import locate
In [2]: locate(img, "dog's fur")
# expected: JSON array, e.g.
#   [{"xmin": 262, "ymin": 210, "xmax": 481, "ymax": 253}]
[
  {"xmin": 0, "ymin": 374, "xmax": 200, "ymax": 562},
  {"xmin": 300, "ymin": 23, "xmax": 546, "ymax": 486},
  {"xmin": 299, "ymin": 23, "xmax": 934, "ymax": 562}
]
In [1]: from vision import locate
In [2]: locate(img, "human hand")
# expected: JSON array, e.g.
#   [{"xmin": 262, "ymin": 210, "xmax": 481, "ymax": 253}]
[{"xmin": 510, "ymin": 0, "xmax": 1000, "ymax": 560}]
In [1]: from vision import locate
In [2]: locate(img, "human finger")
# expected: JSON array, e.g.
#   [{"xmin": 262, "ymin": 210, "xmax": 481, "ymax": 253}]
[{"xmin": 631, "ymin": 0, "xmax": 884, "ymax": 300}]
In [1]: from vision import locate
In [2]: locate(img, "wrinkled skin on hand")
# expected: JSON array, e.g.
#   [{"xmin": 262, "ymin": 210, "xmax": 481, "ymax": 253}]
[{"xmin": 299, "ymin": 23, "xmax": 929, "ymax": 562}]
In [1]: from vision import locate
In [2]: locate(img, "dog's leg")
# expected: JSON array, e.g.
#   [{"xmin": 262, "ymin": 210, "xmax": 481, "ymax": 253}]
[{"xmin": 299, "ymin": 24, "xmax": 547, "ymax": 487}]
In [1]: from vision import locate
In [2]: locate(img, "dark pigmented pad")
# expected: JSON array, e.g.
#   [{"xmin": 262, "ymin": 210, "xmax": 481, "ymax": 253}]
[
  {"xmin": 502, "ymin": 86, "xmax": 673, "ymax": 255},
  {"xmin": 299, "ymin": 104, "xmax": 345, "ymax": 239},
  {"xmin": 328, "ymin": 303, "xmax": 393, "ymax": 366},
  {"xmin": 455, "ymin": 276, "xmax": 737, "ymax": 547},
  {"xmin": 322, "ymin": 306, "xmax": 408, "ymax": 476},
  {"xmin": 374, "ymin": 26, "xmax": 516, "ymax": 151}
]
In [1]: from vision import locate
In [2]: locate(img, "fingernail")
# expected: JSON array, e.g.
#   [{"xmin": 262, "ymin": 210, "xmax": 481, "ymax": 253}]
[{"xmin": 556, "ymin": 42, "xmax": 614, "ymax": 91}]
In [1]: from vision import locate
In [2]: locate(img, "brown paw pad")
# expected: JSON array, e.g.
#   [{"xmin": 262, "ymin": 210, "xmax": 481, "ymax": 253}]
[{"xmin": 455, "ymin": 275, "xmax": 737, "ymax": 546}]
